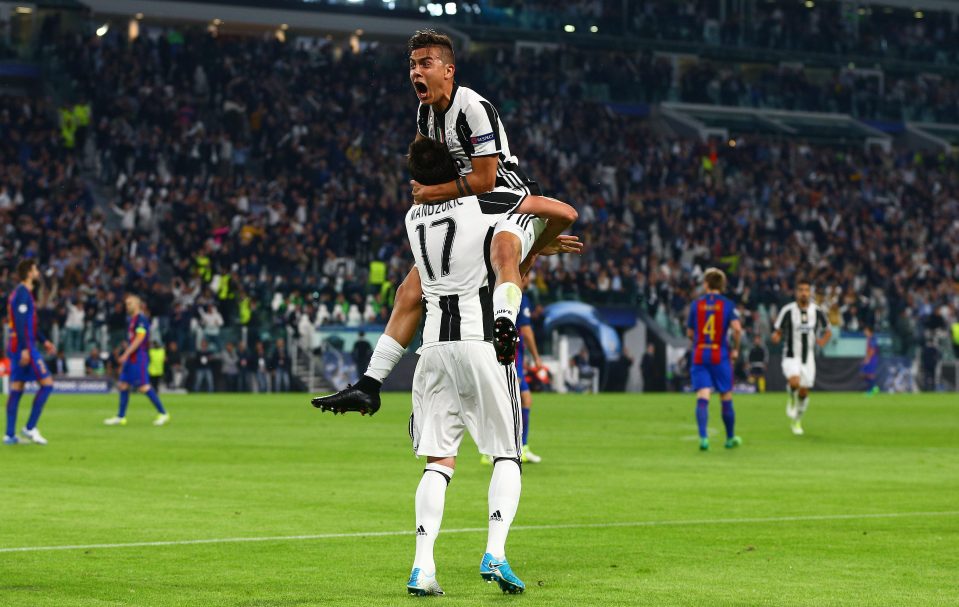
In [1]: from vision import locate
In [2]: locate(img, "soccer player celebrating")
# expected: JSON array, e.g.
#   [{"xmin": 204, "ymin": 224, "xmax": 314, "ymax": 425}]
[
  {"xmin": 104, "ymin": 295, "xmax": 170, "ymax": 426},
  {"xmin": 314, "ymin": 140, "xmax": 581, "ymax": 596},
  {"xmin": 4, "ymin": 259, "xmax": 56, "ymax": 445},
  {"xmin": 686, "ymin": 268, "xmax": 743, "ymax": 451},
  {"xmin": 771, "ymin": 278, "xmax": 832, "ymax": 435},
  {"xmin": 407, "ymin": 29, "xmax": 578, "ymax": 365},
  {"xmin": 862, "ymin": 325, "xmax": 880, "ymax": 396}
]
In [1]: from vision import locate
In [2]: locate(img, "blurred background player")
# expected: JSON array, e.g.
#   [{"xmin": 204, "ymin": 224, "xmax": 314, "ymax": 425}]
[
  {"xmin": 4, "ymin": 259, "xmax": 56, "ymax": 445},
  {"xmin": 686, "ymin": 268, "xmax": 743, "ymax": 451},
  {"xmin": 104, "ymin": 295, "xmax": 170, "ymax": 427},
  {"xmin": 772, "ymin": 279, "xmax": 832, "ymax": 436},
  {"xmin": 862, "ymin": 326, "xmax": 880, "ymax": 397},
  {"xmin": 748, "ymin": 334, "xmax": 768, "ymax": 393}
]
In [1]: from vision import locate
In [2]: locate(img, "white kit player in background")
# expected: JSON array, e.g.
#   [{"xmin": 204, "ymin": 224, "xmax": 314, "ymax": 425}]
[{"xmin": 772, "ymin": 278, "xmax": 832, "ymax": 435}]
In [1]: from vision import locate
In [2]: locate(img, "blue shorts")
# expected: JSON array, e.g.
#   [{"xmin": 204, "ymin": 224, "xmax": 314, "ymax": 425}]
[
  {"xmin": 691, "ymin": 361, "xmax": 733, "ymax": 394},
  {"xmin": 518, "ymin": 373, "xmax": 530, "ymax": 393},
  {"xmin": 8, "ymin": 348, "xmax": 52, "ymax": 383},
  {"xmin": 120, "ymin": 358, "xmax": 150, "ymax": 388}
]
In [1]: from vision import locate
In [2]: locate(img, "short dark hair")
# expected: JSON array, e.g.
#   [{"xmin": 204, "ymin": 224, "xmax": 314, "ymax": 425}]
[
  {"xmin": 408, "ymin": 29, "xmax": 455, "ymax": 64},
  {"xmin": 796, "ymin": 276, "xmax": 812, "ymax": 287},
  {"xmin": 408, "ymin": 138, "xmax": 458, "ymax": 186},
  {"xmin": 16, "ymin": 259, "xmax": 37, "ymax": 281}
]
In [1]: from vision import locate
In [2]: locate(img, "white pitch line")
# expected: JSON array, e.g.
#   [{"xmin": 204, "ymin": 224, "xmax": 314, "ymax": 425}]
[{"xmin": 1, "ymin": 510, "xmax": 956, "ymax": 555}]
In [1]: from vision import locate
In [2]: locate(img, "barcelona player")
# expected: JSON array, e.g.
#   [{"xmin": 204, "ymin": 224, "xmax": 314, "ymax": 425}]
[
  {"xmin": 104, "ymin": 295, "xmax": 170, "ymax": 426},
  {"xmin": 686, "ymin": 268, "xmax": 743, "ymax": 451},
  {"xmin": 5, "ymin": 259, "xmax": 56, "ymax": 445},
  {"xmin": 862, "ymin": 325, "xmax": 880, "ymax": 396}
]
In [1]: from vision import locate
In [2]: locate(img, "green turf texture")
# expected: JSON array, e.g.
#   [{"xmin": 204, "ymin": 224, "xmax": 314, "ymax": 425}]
[{"xmin": 1, "ymin": 392, "xmax": 957, "ymax": 606}]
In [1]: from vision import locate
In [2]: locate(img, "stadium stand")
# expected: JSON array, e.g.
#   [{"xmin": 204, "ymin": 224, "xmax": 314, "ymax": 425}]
[{"xmin": 1, "ymin": 2, "xmax": 957, "ymax": 392}]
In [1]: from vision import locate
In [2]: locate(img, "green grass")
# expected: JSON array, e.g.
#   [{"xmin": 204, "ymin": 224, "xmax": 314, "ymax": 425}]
[{"xmin": 1, "ymin": 392, "xmax": 958, "ymax": 606}]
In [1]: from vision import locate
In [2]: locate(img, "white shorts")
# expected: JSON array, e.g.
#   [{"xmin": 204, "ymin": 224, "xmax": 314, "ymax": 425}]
[
  {"xmin": 782, "ymin": 357, "xmax": 815, "ymax": 388},
  {"xmin": 493, "ymin": 213, "xmax": 547, "ymax": 261},
  {"xmin": 410, "ymin": 341, "xmax": 523, "ymax": 459}
]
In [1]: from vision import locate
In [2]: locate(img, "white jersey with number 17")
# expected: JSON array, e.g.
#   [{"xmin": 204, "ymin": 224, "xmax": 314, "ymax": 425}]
[{"xmin": 405, "ymin": 196, "xmax": 505, "ymax": 347}]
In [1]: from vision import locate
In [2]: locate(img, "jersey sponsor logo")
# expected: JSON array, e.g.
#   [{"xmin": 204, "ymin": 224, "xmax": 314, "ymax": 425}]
[
  {"xmin": 17, "ymin": 304, "xmax": 28, "ymax": 314},
  {"xmin": 470, "ymin": 132, "xmax": 495, "ymax": 144}
]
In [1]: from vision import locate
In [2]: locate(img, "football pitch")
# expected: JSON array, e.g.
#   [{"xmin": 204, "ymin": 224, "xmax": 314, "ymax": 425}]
[{"xmin": 1, "ymin": 392, "xmax": 957, "ymax": 606}]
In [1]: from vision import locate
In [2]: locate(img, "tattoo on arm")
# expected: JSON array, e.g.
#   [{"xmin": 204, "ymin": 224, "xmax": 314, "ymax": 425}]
[{"xmin": 459, "ymin": 176, "xmax": 475, "ymax": 196}]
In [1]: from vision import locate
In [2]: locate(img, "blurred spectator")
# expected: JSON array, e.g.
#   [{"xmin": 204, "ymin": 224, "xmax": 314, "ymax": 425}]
[
  {"xmin": 270, "ymin": 338, "xmax": 292, "ymax": 393},
  {"xmin": 85, "ymin": 347, "xmax": 105, "ymax": 376},
  {"xmin": 236, "ymin": 341, "xmax": 250, "ymax": 392},
  {"xmin": 221, "ymin": 341, "xmax": 240, "ymax": 391},
  {"xmin": 352, "ymin": 331, "xmax": 373, "ymax": 374},
  {"xmin": 166, "ymin": 341, "xmax": 185, "ymax": 390},
  {"xmin": 564, "ymin": 358, "xmax": 583, "ymax": 393},
  {"xmin": 252, "ymin": 341, "xmax": 270, "ymax": 393},
  {"xmin": 640, "ymin": 344, "xmax": 656, "ymax": 392},
  {"xmin": 193, "ymin": 339, "xmax": 215, "ymax": 393},
  {"xmin": 149, "ymin": 341, "xmax": 166, "ymax": 391}
]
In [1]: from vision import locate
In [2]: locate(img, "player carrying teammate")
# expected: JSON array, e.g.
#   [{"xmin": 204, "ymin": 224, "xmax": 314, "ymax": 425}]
[
  {"xmin": 4, "ymin": 259, "xmax": 56, "ymax": 445},
  {"xmin": 771, "ymin": 278, "xmax": 832, "ymax": 435},
  {"xmin": 686, "ymin": 268, "xmax": 743, "ymax": 451},
  {"xmin": 318, "ymin": 139, "xmax": 562, "ymax": 596},
  {"xmin": 104, "ymin": 295, "xmax": 170, "ymax": 426},
  {"xmin": 407, "ymin": 29, "xmax": 577, "ymax": 365}
]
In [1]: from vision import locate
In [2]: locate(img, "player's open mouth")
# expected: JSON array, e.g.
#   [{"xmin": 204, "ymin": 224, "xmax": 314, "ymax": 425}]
[{"xmin": 414, "ymin": 81, "xmax": 428, "ymax": 98}]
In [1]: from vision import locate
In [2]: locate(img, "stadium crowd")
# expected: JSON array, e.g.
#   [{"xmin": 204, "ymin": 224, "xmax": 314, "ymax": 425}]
[{"xmin": 2, "ymin": 28, "xmax": 958, "ymax": 393}]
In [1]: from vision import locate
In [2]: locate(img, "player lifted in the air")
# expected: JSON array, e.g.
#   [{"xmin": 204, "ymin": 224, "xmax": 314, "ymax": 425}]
[
  {"xmin": 686, "ymin": 268, "xmax": 743, "ymax": 451},
  {"xmin": 407, "ymin": 29, "xmax": 577, "ymax": 365},
  {"xmin": 4, "ymin": 259, "xmax": 56, "ymax": 445},
  {"xmin": 771, "ymin": 278, "xmax": 832, "ymax": 436},
  {"xmin": 311, "ymin": 29, "xmax": 580, "ymax": 416},
  {"xmin": 104, "ymin": 295, "xmax": 170, "ymax": 427}
]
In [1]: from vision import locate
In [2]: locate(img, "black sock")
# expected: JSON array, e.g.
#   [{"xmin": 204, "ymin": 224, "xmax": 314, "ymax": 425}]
[{"xmin": 355, "ymin": 375, "xmax": 382, "ymax": 394}]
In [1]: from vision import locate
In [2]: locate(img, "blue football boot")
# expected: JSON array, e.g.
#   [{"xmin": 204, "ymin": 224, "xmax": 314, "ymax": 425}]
[{"xmin": 480, "ymin": 553, "xmax": 525, "ymax": 594}]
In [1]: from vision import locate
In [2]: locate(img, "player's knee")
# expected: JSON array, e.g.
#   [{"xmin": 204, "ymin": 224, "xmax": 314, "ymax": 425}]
[
  {"xmin": 493, "ymin": 457, "xmax": 522, "ymax": 474},
  {"xmin": 798, "ymin": 388, "xmax": 809, "ymax": 399},
  {"xmin": 696, "ymin": 389, "xmax": 711, "ymax": 400},
  {"xmin": 557, "ymin": 200, "xmax": 578, "ymax": 225}
]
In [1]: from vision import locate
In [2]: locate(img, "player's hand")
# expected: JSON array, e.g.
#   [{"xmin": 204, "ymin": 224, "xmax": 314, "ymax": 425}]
[
  {"xmin": 43, "ymin": 340, "xmax": 56, "ymax": 355},
  {"xmin": 410, "ymin": 180, "xmax": 429, "ymax": 205},
  {"xmin": 539, "ymin": 235, "xmax": 584, "ymax": 256},
  {"xmin": 817, "ymin": 338, "xmax": 830, "ymax": 348},
  {"xmin": 19, "ymin": 349, "xmax": 30, "ymax": 366},
  {"xmin": 118, "ymin": 353, "xmax": 129, "ymax": 365},
  {"xmin": 730, "ymin": 350, "xmax": 739, "ymax": 362}
]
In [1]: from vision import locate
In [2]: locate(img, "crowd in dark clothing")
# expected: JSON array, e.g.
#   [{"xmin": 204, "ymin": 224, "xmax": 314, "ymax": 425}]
[{"xmin": 1, "ymin": 29, "xmax": 957, "ymax": 372}]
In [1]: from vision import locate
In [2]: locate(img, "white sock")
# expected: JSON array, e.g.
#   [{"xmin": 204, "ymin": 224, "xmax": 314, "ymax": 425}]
[
  {"xmin": 492, "ymin": 283, "xmax": 522, "ymax": 324},
  {"xmin": 412, "ymin": 463, "xmax": 453, "ymax": 574},
  {"xmin": 485, "ymin": 459, "xmax": 521, "ymax": 559},
  {"xmin": 786, "ymin": 387, "xmax": 797, "ymax": 418},
  {"xmin": 796, "ymin": 395, "xmax": 810, "ymax": 419},
  {"xmin": 365, "ymin": 335, "xmax": 406, "ymax": 383}
]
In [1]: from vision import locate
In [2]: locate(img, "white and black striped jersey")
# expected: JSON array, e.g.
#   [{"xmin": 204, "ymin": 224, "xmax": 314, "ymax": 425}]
[
  {"xmin": 416, "ymin": 84, "xmax": 539, "ymax": 210},
  {"xmin": 774, "ymin": 302, "xmax": 829, "ymax": 364},
  {"xmin": 405, "ymin": 197, "xmax": 536, "ymax": 346}
]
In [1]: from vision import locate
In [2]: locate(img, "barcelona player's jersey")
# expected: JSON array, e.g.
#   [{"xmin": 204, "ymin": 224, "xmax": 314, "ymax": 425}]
[
  {"xmin": 7, "ymin": 284, "xmax": 39, "ymax": 353},
  {"xmin": 127, "ymin": 313, "xmax": 150, "ymax": 363},
  {"xmin": 687, "ymin": 293, "xmax": 739, "ymax": 365}
]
